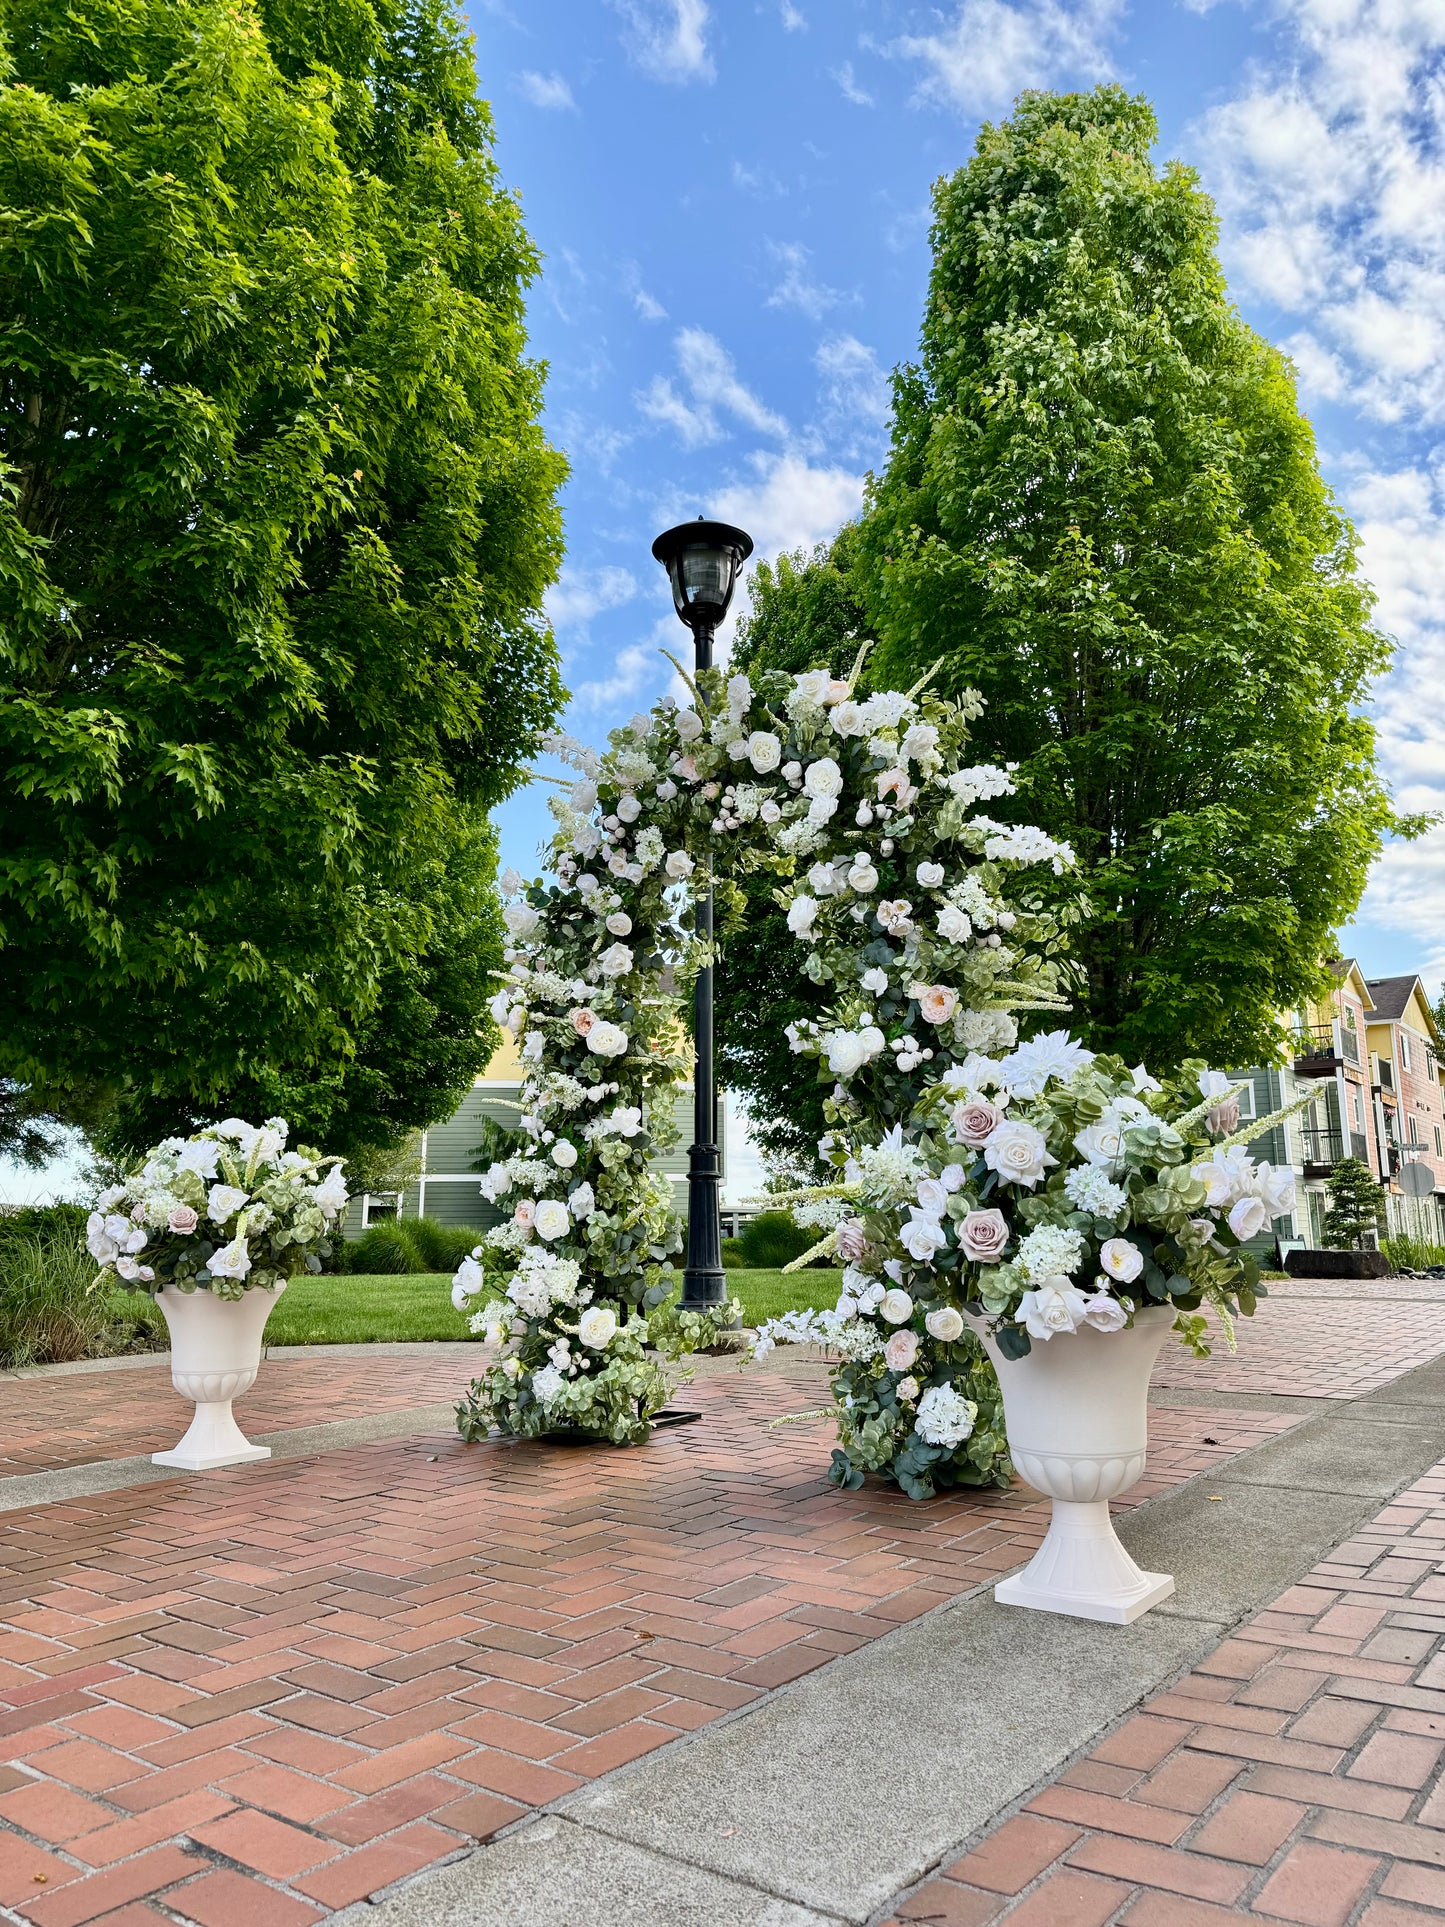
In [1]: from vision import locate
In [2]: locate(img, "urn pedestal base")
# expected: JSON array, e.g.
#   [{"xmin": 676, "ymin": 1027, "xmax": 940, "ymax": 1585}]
[
  {"xmin": 152, "ymin": 1406, "xmax": 272, "ymax": 1472},
  {"xmin": 996, "ymin": 1497, "xmax": 1175, "ymax": 1624},
  {"xmin": 151, "ymin": 1283, "xmax": 283, "ymax": 1472}
]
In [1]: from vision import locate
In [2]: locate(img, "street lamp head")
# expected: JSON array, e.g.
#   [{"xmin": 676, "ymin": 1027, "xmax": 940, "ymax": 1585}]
[{"xmin": 651, "ymin": 516, "xmax": 754, "ymax": 633}]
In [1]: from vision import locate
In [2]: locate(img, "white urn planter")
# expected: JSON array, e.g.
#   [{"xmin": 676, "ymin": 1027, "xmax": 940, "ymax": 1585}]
[
  {"xmin": 152, "ymin": 1283, "xmax": 285, "ymax": 1471},
  {"xmin": 967, "ymin": 1304, "xmax": 1175, "ymax": 1624}
]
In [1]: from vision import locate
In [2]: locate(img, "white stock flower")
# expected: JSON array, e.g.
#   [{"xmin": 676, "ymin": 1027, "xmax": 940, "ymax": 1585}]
[
  {"xmin": 1020, "ymin": 1280, "xmax": 1088, "ymax": 1340},
  {"xmin": 1017, "ymin": 1224, "xmax": 1084, "ymax": 1283},
  {"xmin": 1063, "ymin": 1164, "xmax": 1127, "ymax": 1219},
  {"xmin": 577, "ymin": 1306, "xmax": 619, "ymax": 1349}
]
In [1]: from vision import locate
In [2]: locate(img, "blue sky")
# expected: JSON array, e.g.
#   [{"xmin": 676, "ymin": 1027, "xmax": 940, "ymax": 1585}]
[{"xmin": 473, "ymin": 0, "xmax": 1445, "ymax": 998}]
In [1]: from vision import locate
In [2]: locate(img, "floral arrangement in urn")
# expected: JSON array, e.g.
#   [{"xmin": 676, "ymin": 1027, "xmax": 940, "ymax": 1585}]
[
  {"xmin": 757, "ymin": 1048, "xmax": 1298, "ymax": 1499},
  {"xmin": 86, "ymin": 1119, "xmax": 348, "ymax": 1299}
]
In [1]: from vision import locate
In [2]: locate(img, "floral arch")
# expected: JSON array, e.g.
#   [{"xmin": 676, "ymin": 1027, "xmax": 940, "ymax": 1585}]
[{"xmin": 453, "ymin": 660, "xmax": 1080, "ymax": 1487}]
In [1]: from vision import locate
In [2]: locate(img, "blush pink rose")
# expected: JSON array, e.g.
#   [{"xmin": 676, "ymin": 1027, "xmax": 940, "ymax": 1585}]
[
  {"xmin": 570, "ymin": 1008, "xmax": 596, "ymax": 1037},
  {"xmin": 167, "ymin": 1206, "xmax": 199, "ymax": 1235},
  {"xmin": 835, "ymin": 1218, "xmax": 868, "ymax": 1262},
  {"xmin": 884, "ymin": 1328, "xmax": 920, "ymax": 1372},
  {"xmin": 952, "ymin": 1099, "xmax": 1001, "ymax": 1147},
  {"xmin": 959, "ymin": 1208, "xmax": 1010, "ymax": 1263},
  {"xmin": 512, "ymin": 1200, "xmax": 536, "ymax": 1230},
  {"xmin": 918, "ymin": 984, "xmax": 958, "ymax": 1025}
]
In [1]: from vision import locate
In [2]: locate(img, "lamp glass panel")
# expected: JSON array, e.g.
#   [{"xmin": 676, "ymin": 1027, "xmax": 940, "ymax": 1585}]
[{"xmin": 678, "ymin": 543, "xmax": 735, "ymax": 610}]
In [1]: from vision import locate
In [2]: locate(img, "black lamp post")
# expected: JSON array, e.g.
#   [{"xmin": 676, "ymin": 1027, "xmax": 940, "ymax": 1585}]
[{"xmin": 651, "ymin": 515, "xmax": 754, "ymax": 1308}]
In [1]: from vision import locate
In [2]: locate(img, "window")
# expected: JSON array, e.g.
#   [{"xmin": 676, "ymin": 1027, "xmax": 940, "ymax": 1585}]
[
  {"xmin": 1436, "ymin": 1126, "xmax": 1443, "ymax": 1160},
  {"xmin": 1401, "ymin": 1031, "xmax": 1413, "ymax": 1074},
  {"xmin": 361, "ymin": 1192, "xmax": 400, "ymax": 1225},
  {"xmin": 1352, "ymin": 1092, "xmax": 1363, "ymax": 1129}
]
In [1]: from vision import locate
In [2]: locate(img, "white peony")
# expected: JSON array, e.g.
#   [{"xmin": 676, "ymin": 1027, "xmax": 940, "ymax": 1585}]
[
  {"xmin": 534, "ymin": 1200, "xmax": 570, "ymax": 1241},
  {"xmin": 313, "ymin": 1166, "xmax": 348, "ymax": 1218},
  {"xmin": 616, "ymin": 793, "xmax": 642, "ymax": 823},
  {"xmin": 176, "ymin": 1140, "xmax": 221, "ymax": 1181},
  {"xmin": 1099, "ymin": 1236, "xmax": 1144, "ymax": 1283},
  {"xmin": 982, "ymin": 1119, "xmax": 1056, "ymax": 1189},
  {"xmin": 207, "ymin": 1184, "xmax": 249, "ymax": 1224},
  {"xmin": 925, "ymin": 1305, "xmax": 965, "ymax": 1342},
  {"xmin": 586, "ymin": 1021, "xmax": 629, "ymax": 1058},
  {"xmin": 1257, "ymin": 1162, "xmax": 1296, "ymax": 1217},
  {"xmin": 1020, "ymin": 1280, "xmax": 1088, "ymax": 1339},
  {"xmin": 747, "ymin": 731, "xmax": 782, "ymax": 773},
  {"xmin": 884, "ymin": 1328, "xmax": 920, "ymax": 1372},
  {"xmin": 577, "ymin": 1306, "xmax": 619, "ymax": 1349},
  {"xmin": 606, "ymin": 912, "xmax": 633, "ymax": 936}
]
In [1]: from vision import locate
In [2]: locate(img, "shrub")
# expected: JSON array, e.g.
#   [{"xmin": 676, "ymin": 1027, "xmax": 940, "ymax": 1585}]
[
  {"xmin": 1321, "ymin": 1158, "xmax": 1386, "ymax": 1250},
  {"xmin": 721, "ymin": 1240, "xmax": 748, "ymax": 1270},
  {"xmin": 1382, "ymin": 1235, "xmax": 1445, "ymax": 1272},
  {"xmin": 406, "ymin": 1218, "xmax": 487, "ymax": 1273},
  {"xmin": 737, "ymin": 1210, "xmax": 819, "ymax": 1269},
  {"xmin": 0, "ymin": 1226, "xmax": 161, "ymax": 1367},
  {"xmin": 0, "ymin": 1202, "xmax": 88, "ymax": 1252},
  {"xmin": 348, "ymin": 1222, "xmax": 423, "ymax": 1275}
]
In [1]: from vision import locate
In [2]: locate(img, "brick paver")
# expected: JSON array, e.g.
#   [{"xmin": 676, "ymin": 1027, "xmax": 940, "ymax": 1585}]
[
  {"xmin": 0, "ymin": 1370, "xmax": 1289, "ymax": 1921},
  {"xmin": 1150, "ymin": 1294, "xmax": 1445, "ymax": 1399},
  {"xmin": 884, "ymin": 1459, "xmax": 1445, "ymax": 1926},
  {"xmin": 0, "ymin": 1351, "xmax": 477, "ymax": 1477}
]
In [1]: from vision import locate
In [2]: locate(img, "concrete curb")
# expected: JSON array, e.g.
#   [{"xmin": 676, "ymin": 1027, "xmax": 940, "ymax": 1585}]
[{"xmin": 357, "ymin": 1351, "xmax": 1445, "ymax": 1927}]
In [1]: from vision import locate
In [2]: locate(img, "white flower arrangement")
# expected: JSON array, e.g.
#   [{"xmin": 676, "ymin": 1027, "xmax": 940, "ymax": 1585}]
[{"xmin": 86, "ymin": 1120, "xmax": 346, "ymax": 1302}]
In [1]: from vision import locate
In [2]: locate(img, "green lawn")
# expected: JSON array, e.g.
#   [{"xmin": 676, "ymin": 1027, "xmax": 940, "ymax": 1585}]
[{"xmin": 260, "ymin": 1268, "xmax": 842, "ymax": 1347}]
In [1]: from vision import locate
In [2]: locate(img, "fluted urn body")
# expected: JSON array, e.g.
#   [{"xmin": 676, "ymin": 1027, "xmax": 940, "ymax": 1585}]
[
  {"xmin": 967, "ymin": 1305, "xmax": 1175, "ymax": 1623},
  {"xmin": 152, "ymin": 1284, "xmax": 285, "ymax": 1471}
]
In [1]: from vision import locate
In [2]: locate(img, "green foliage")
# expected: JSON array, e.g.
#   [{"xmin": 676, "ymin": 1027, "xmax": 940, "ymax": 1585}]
[
  {"xmin": 347, "ymin": 1221, "xmax": 423, "ymax": 1275},
  {"xmin": 646, "ymin": 1295, "xmax": 744, "ymax": 1357},
  {"xmin": 0, "ymin": 0, "xmax": 565, "ymax": 1157},
  {"xmin": 736, "ymin": 1210, "xmax": 818, "ymax": 1269},
  {"xmin": 1381, "ymin": 1235, "xmax": 1445, "ymax": 1272},
  {"xmin": 0, "ymin": 1227, "xmax": 162, "ymax": 1366},
  {"xmin": 1321, "ymin": 1158, "xmax": 1386, "ymax": 1251},
  {"xmin": 404, "ymin": 1216, "xmax": 485, "ymax": 1272},
  {"xmin": 735, "ymin": 86, "xmax": 1406, "ymax": 1083}
]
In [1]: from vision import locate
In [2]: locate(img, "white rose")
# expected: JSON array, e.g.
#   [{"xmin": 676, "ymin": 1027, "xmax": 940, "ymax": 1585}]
[
  {"xmin": 861, "ymin": 966, "xmax": 888, "ymax": 994},
  {"xmin": 551, "ymin": 1141, "xmax": 578, "ymax": 1169},
  {"xmin": 208, "ymin": 1237, "xmax": 252, "ymax": 1281},
  {"xmin": 606, "ymin": 912, "xmax": 633, "ymax": 936},
  {"xmin": 207, "ymin": 1184, "xmax": 249, "ymax": 1224},
  {"xmin": 1073, "ymin": 1121, "xmax": 1127, "ymax": 1172},
  {"xmin": 830, "ymin": 701, "xmax": 867, "ymax": 737},
  {"xmin": 577, "ymin": 1306, "xmax": 619, "ymax": 1349},
  {"xmin": 849, "ymin": 858, "xmax": 879, "ymax": 894},
  {"xmin": 982, "ymin": 1119, "xmax": 1056, "ymax": 1189},
  {"xmin": 916, "ymin": 861, "xmax": 945, "ymax": 888},
  {"xmin": 747, "ymin": 731, "xmax": 782, "ymax": 773},
  {"xmin": 675, "ymin": 709, "xmax": 704, "ymax": 743},
  {"xmin": 1099, "ymin": 1236, "xmax": 1144, "ymax": 1283},
  {"xmin": 586, "ymin": 1021, "xmax": 629, "ymax": 1058},
  {"xmin": 616, "ymin": 793, "xmax": 642, "ymax": 823},
  {"xmin": 599, "ymin": 942, "xmax": 633, "ymax": 978},
  {"xmin": 901, "ymin": 1216, "xmax": 948, "ymax": 1261},
  {"xmin": 1228, "ymin": 1195, "xmax": 1269, "ymax": 1241},
  {"xmin": 787, "ymin": 895, "xmax": 818, "ymax": 937},
  {"xmin": 1082, "ymin": 1293, "xmax": 1129, "ymax": 1332},
  {"xmin": 937, "ymin": 905, "xmax": 972, "ymax": 943},
  {"xmin": 534, "ymin": 1200, "xmax": 571, "ymax": 1241},
  {"xmin": 503, "ymin": 903, "xmax": 539, "ymax": 939},
  {"xmin": 760, "ymin": 799, "xmax": 782, "ymax": 824},
  {"xmin": 802, "ymin": 757, "xmax": 843, "ymax": 799},
  {"xmin": 1020, "ymin": 1280, "xmax": 1087, "ymax": 1340},
  {"xmin": 824, "ymin": 1030, "xmax": 868, "ymax": 1077},
  {"xmin": 925, "ymin": 1305, "xmax": 965, "ymax": 1342},
  {"xmin": 1258, "ymin": 1163, "xmax": 1297, "ymax": 1216},
  {"xmin": 665, "ymin": 850, "xmax": 695, "ymax": 879},
  {"xmin": 884, "ymin": 1328, "xmax": 920, "ymax": 1372},
  {"xmin": 568, "ymin": 1181, "xmax": 596, "ymax": 1220},
  {"xmin": 878, "ymin": 1287, "xmax": 914, "ymax": 1324}
]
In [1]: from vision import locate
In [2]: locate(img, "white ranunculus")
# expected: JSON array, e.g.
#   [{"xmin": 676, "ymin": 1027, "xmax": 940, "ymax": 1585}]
[
  {"xmin": 665, "ymin": 850, "xmax": 695, "ymax": 879},
  {"xmin": 534, "ymin": 1200, "xmax": 570, "ymax": 1241},
  {"xmin": 1020, "ymin": 1279, "xmax": 1088, "ymax": 1340},
  {"xmin": 925, "ymin": 1305, "xmax": 965, "ymax": 1342},
  {"xmin": 982, "ymin": 1119, "xmax": 1056, "ymax": 1189},
  {"xmin": 1082, "ymin": 1293, "xmax": 1129, "ymax": 1332},
  {"xmin": 878, "ymin": 1287, "xmax": 914, "ymax": 1324},
  {"xmin": 936, "ymin": 904, "xmax": 972, "ymax": 944},
  {"xmin": 849, "ymin": 858, "xmax": 879, "ymax": 894},
  {"xmin": 787, "ymin": 895, "xmax": 818, "ymax": 937},
  {"xmin": 599, "ymin": 942, "xmax": 633, "ymax": 978},
  {"xmin": 208, "ymin": 1237, "xmax": 252, "ymax": 1281},
  {"xmin": 586, "ymin": 1021, "xmax": 629, "ymax": 1058},
  {"xmin": 916, "ymin": 861, "xmax": 945, "ymax": 889},
  {"xmin": 577, "ymin": 1306, "xmax": 619, "ymax": 1349},
  {"xmin": 1099, "ymin": 1236, "xmax": 1144, "ymax": 1284},
  {"xmin": 207, "ymin": 1184, "xmax": 249, "ymax": 1224},
  {"xmin": 1228, "ymin": 1195, "xmax": 1269, "ymax": 1242},
  {"xmin": 802, "ymin": 757, "xmax": 843, "ymax": 799},
  {"xmin": 551, "ymin": 1141, "xmax": 578, "ymax": 1168},
  {"xmin": 747, "ymin": 731, "xmax": 782, "ymax": 773}
]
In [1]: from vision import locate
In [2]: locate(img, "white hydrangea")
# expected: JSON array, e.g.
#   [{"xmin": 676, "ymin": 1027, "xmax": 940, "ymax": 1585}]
[
  {"xmin": 1064, "ymin": 1164, "xmax": 1128, "ymax": 1219},
  {"xmin": 915, "ymin": 1384, "xmax": 978, "ymax": 1448},
  {"xmin": 1015, "ymin": 1223, "xmax": 1085, "ymax": 1283},
  {"xmin": 850, "ymin": 1127, "xmax": 927, "ymax": 1203}
]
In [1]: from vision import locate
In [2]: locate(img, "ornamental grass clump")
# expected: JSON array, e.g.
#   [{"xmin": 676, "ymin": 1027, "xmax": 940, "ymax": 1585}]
[{"xmin": 85, "ymin": 1120, "xmax": 348, "ymax": 1300}]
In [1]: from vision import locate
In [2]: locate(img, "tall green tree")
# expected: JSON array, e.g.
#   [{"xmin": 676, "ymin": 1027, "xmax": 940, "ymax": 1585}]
[
  {"xmin": 0, "ymin": 0, "xmax": 565, "ymax": 1159},
  {"xmin": 730, "ymin": 85, "xmax": 1407, "ymax": 1097}
]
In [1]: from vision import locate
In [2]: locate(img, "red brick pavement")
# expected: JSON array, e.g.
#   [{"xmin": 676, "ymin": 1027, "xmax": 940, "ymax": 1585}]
[
  {"xmin": 0, "ymin": 1373, "xmax": 1290, "ymax": 1922},
  {"xmin": 0, "ymin": 1352, "xmax": 476, "ymax": 1478},
  {"xmin": 886, "ymin": 1460, "xmax": 1445, "ymax": 1927},
  {"xmin": 1151, "ymin": 1295, "xmax": 1445, "ymax": 1400}
]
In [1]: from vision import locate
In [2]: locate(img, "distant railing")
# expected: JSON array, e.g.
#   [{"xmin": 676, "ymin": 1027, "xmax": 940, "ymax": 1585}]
[
  {"xmin": 1301, "ymin": 1127, "xmax": 1346, "ymax": 1169},
  {"xmin": 1341, "ymin": 1025, "xmax": 1360, "ymax": 1065}
]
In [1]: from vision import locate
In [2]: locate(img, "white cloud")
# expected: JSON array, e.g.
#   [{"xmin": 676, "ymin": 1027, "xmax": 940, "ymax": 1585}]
[
  {"xmin": 575, "ymin": 641, "xmax": 657, "ymax": 710},
  {"xmin": 893, "ymin": 0, "xmax": 1123, "ymax": 114},
  {"xmin": 637, "ymin": 328, "xmax": 788, "ymax": 446},
  {"xmin": 516, "ymin": 70, "xmax": 576, "ymax": 110},
  {"xmin": 710, "ymin": 450, "xmax": 865, "ymax": 563},
  {"xmin": 635, "ymin": 288, "xmax": 667, "ymax": 322},
  {"xmin": 831, "ymin": 60, "xmax": 874, "ymax": 107},
  {"xmin": 1192, "ymin": 1, "xmax": 1445, "ymax": 422},
  {"xmin": 780, "ymin": 2, "xmax": 806, "ymax": 29},
  {"xmin": 765, "ymin": 242, "xmax": 844, "ymax": 321},
  {"xmin": 545, "ymin": 565, "xmax": 639, "ymax": 630},
  {"xmin": 815, "ymin": 334, "xmax": 891, "ymax": 432},
  {"xmin": 613, "ymin": 0, "xmax": 713, "ymax": 84}
]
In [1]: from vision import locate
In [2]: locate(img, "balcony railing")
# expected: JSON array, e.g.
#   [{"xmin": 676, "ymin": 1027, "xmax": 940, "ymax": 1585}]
[
  {"xmin": 1292, "ymin": 1025, "xmax": 1342, "ymax": 1076},
  {"xmin": 1301, "ymin": 1127, "xmax": 1346, "ymax": 1175}
]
